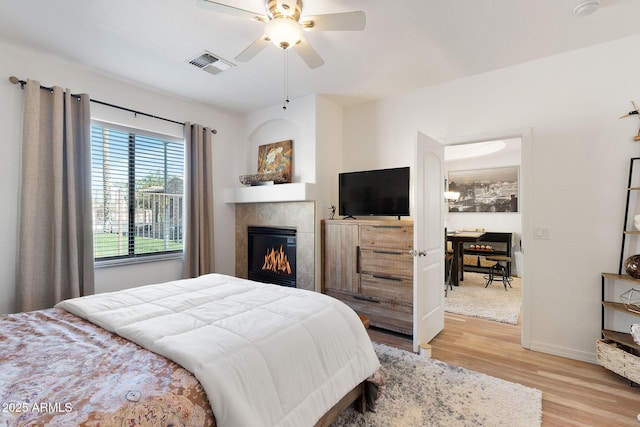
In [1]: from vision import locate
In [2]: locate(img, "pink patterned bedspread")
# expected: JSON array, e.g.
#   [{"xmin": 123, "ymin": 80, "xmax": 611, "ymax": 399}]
[{"xmin": 0, "ymin": 308, "xmax": 215, "ymax": 427}]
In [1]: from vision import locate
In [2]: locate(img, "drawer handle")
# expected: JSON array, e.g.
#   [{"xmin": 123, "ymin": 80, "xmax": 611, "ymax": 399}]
[
  {"xmin": 372, "ymin": 250, "xmax": 403, "ymax": 255},
  {"xmin": 372, "ymin": 275, "xmax": 402, "ymax": 282},
  {"xmin": 353, "ymin": 295, "xmax": 381, "ymax": 303},
  {"xmin": 372, "ymin": 225, "xmax": 401, "ymax": 229}
]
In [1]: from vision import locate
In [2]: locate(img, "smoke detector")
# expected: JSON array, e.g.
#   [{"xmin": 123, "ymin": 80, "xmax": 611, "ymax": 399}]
[
  {"xmin": 188, "ymin": 51, "xmax": 235, "ymax": 75},
  {"xmin": 573, "ymin": 0, "xmax": 600, "ymax": 17}
]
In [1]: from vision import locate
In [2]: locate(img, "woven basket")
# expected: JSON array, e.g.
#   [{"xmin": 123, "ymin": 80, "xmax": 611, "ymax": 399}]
[
  {"xmin": 463, "ymin": 255, "xmax": 479, "ymax": 267},
  {"xmin": 596, "ymin": 339, "xmax": 640, "ymax": 384}
]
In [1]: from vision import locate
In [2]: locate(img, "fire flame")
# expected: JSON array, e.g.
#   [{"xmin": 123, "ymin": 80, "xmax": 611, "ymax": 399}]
[{"xmin": 262, "ymin": 245, "xmax": 292, "ymax": 275}]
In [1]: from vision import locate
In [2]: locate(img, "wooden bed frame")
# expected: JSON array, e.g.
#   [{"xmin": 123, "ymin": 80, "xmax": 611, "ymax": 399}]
[{"xmin": 314, "ymin": 382, "xmax": 366, "ymax": 427}]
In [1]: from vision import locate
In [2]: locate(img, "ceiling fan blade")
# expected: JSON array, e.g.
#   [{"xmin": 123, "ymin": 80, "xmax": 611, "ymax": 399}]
[
  {"xmin": 294, "ymin": 38, "xmax": 324, "ymax": 69},
  {"xmin": 301, "ymin": 11, "xmax": 366, "ymax": 31},
  {"xmin": 197, "ymin": 0, "xmax": 267, "ymax": 22},
  {"xmin": 235, "ymin": 35, "xmax": 270, "ymax": 62}
]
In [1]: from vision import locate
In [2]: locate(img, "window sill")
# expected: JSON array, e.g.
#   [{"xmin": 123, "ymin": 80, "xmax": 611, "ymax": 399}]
[{"xmin": 94, "ymin": 252, "xmax": 183, "ymax": 268}]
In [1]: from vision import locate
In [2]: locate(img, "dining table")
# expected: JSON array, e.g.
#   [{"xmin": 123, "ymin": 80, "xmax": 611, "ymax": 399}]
[{"xmin": 446, "ymin": 231, "xmax": 486, "ymax": 286}]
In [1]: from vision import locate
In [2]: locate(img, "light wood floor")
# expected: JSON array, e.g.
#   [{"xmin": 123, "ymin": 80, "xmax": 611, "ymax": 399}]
[{"xmin": 368, "ymin": 313, "xmax": 640, "ymax": 426}]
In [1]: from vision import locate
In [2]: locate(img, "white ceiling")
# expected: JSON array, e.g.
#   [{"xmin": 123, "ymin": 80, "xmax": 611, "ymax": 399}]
[{"xmin": 1, "ymin": 0, "xmax": 639, "ymax": 114}]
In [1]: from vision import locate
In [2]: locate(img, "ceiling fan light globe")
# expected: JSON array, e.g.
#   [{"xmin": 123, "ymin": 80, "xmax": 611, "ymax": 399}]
[{"xmin": 265, "ymin": 17, "xmax": 303, "ymax": 50}]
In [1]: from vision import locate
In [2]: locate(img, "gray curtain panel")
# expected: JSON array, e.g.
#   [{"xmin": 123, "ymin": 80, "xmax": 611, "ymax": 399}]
[
  {"xmin": 17, "ymin": 80, "xmax": 94, "ymax": 312},
  {"xmin": 184, "ymin": 123, "xmax": 215, "ymax": 278}
]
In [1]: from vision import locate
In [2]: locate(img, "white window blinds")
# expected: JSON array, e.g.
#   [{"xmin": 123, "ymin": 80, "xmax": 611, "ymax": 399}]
[{"xmin": 91, "ymin": 122, "xmax": 184, "ymax": 260}]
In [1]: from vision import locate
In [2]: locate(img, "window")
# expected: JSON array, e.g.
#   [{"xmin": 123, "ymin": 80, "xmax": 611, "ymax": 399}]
[{"xmin": 91, "ymin": 122, "xmax": 184, "ymax": 261}]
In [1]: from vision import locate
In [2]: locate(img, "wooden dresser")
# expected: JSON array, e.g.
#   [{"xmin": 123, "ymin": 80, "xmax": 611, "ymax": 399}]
[{"xmin": 321, "ymin": 219, "xmax": 413, "ymax": 335}]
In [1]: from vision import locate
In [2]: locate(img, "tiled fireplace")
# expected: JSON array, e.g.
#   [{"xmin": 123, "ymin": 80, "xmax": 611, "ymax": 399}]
[{"xmin": 235, "ymin": 201, "xmax": 315, "ymax": 291}]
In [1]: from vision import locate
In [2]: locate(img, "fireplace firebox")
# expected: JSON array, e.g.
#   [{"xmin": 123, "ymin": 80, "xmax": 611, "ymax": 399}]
[{"xmin": 247, "ymin": 226, "xmax": 297, "ymax": 287}]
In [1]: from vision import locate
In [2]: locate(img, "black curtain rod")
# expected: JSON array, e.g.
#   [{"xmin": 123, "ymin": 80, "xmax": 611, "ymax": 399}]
[{"xmin": 9, "ymin": 76, "xmax": 217, "ymax": 134}]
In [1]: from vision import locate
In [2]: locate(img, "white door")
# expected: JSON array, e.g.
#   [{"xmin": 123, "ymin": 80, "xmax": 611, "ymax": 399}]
[{"xmin": 413, "ymin": 131, "xmax": 445, "ymax": 352}]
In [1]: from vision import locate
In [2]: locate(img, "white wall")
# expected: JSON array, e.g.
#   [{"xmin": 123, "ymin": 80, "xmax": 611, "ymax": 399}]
[
  {"xmin": 0, "ymin": 40, "xmax": 240, "ymax": 313},
  {"xmin": 314, "ymin": 96, "xmax": 344, "ymax": 289},
  {"xmin": 343, "ymin": 35, "xmax": 640, "ymax": 363}
]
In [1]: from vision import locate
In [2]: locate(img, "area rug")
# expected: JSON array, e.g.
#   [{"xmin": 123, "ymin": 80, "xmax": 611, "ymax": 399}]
[
  {"xmin": 331, "ymin": 342, "xmax": 542, "ymax": 427},
  {"xmin": 445, "ymin": 272, "xmax": 522, "ymax": 324}
]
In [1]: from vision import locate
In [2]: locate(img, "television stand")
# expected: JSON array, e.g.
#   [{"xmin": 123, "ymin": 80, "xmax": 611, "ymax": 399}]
[{"xmin": 339, "ymin": 216, "xmax": 404, "ymax": 220}]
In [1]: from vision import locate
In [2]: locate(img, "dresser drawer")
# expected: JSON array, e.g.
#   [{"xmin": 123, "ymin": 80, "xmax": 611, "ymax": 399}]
[
  {"xmin": 360, "ymin": 224, "xmax": 413, "ymax": 250},
  {"xmin": 360, "ymin": 248, "xmax": 412, "ymax": 278},
  {"xmin": 361, "ymin": 273, "xmax": 412, "ymax": 305},
  {"xmin": 366, "ymin": 309, "xmax": 412, "ymax": 335},
  {"xmin": 340, "ymin": 294, "xmax": 412, "ymax": 335}
]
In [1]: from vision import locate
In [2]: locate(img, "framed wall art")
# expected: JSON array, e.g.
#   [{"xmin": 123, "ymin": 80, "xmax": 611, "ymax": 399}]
[
  {"xmin": 448, "ymin": 166, "xmax": 519, "ymax": 213},
  {"xmin": 257, "ymin": 140, "xmax": 292, "ymax": 181},
  {"xmin": 239, "ymin": 140, "xmax": 293, "ymax": 186}
]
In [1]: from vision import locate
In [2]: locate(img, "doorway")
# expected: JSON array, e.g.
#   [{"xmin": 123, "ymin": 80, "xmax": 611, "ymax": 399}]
[{"xmin": 443, "ymin": 130, "xmax": 530, "ymax": 348}]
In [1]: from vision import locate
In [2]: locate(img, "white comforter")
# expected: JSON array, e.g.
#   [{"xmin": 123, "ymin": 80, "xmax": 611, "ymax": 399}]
[{"xmin": 56, "ymin": 273, "xmax": 380, "ymax": 427}]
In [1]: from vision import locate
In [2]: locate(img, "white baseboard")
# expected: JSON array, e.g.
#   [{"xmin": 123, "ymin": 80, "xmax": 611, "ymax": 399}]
[{"xmin": 529, "ymin": 340, "xmax": 597, "ymax": 364}]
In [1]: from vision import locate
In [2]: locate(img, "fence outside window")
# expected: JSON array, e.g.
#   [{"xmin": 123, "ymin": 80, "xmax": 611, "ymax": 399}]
[{"xmin": 93, "ymin": 189, "xmax": 183, "ymax": 258}]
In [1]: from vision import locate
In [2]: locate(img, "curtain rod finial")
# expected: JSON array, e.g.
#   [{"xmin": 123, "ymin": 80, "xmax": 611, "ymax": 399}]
[{"xmin": 9, "ymin": 76, "xmax": 20, "ymax": 84}]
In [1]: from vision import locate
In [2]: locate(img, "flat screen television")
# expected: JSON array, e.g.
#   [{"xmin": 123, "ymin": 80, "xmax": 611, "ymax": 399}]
[{"xmin": 339, "ymin": 167, "xmax": 410, "ymax": 218}]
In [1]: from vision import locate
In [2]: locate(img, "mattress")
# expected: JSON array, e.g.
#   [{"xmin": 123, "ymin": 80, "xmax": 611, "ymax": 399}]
[{"xmin": 56, "ymin": 273, "xmax": 381, "ymax": 427}]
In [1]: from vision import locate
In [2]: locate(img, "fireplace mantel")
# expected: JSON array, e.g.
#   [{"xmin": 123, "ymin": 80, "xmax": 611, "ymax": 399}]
[{"xmin": 224, "ymin": 183, "xmax": 317, "ymax": 204}]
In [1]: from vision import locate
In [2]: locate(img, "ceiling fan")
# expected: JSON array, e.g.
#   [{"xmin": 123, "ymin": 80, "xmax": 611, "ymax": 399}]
[{"xmin": 197, "ymin": 0, "xmax": 366, "ymax": 69}]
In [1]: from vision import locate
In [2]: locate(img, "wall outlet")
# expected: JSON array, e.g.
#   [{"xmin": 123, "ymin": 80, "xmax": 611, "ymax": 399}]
[{"xmin": 534, "ymin": 226, "xmax": 551, "ymax": 240}]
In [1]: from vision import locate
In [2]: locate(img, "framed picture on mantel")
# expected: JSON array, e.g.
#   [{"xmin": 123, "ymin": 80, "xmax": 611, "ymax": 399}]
[
  {"xmin": 448, "ymin": 166, "xmax": 519, "ymax": 213},
  {"xmin": 257, "ymin": 140, "xmax": 292, "ymax": 182}
]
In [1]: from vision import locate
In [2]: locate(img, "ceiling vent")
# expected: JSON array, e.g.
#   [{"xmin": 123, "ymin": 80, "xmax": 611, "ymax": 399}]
[{"xmin": 188, "ymin": 51, "xmax": 234, "ymax": 75}]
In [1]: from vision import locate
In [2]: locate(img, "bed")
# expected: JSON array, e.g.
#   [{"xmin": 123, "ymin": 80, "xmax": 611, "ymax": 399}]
[{"xmin": 0, "ymin": 273, "xmax": 381, "ymax": 427}]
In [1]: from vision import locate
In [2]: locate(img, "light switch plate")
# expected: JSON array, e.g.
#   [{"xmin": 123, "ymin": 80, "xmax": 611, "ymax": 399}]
[{"xmin": 534, "ymin": 226, "xmax": 551, "ymax": 240}]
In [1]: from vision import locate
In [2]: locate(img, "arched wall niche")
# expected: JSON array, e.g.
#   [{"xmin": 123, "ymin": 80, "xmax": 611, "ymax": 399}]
[{"xmin": 246, "ymin": 118, "xmax": 312, "ymax": 183}]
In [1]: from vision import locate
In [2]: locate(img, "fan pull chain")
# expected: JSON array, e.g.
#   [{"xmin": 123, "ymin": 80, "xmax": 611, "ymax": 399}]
[{"xmin": 282, "ymin": 50, "xmax": 290, "ymax": 110}]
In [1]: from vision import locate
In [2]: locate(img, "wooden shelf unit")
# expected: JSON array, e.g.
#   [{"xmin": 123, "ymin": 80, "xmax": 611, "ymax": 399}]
[
  {"xmin": 601, "ymin": 329, "xmax": 640, "ymax": 352},
  {"xmin": 601, "ymin": 273, "xmax": 640, "ymax": 345},
  {"xmin": 462, "ymin": 232, "xmax": 513, "ymax": 276},
  {"xmin": 599, "ymin": 158, "xmax": 640, "ymax": 382},
  {"xmin": 599, "ymin": 272, "xmax": 640, "ymax": 385}
]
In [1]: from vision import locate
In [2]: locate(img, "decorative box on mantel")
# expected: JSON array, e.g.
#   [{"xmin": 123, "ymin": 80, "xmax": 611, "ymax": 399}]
[{"xmin": 224, "ymin": 182, "xmax": 317, "ymax": 204}]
